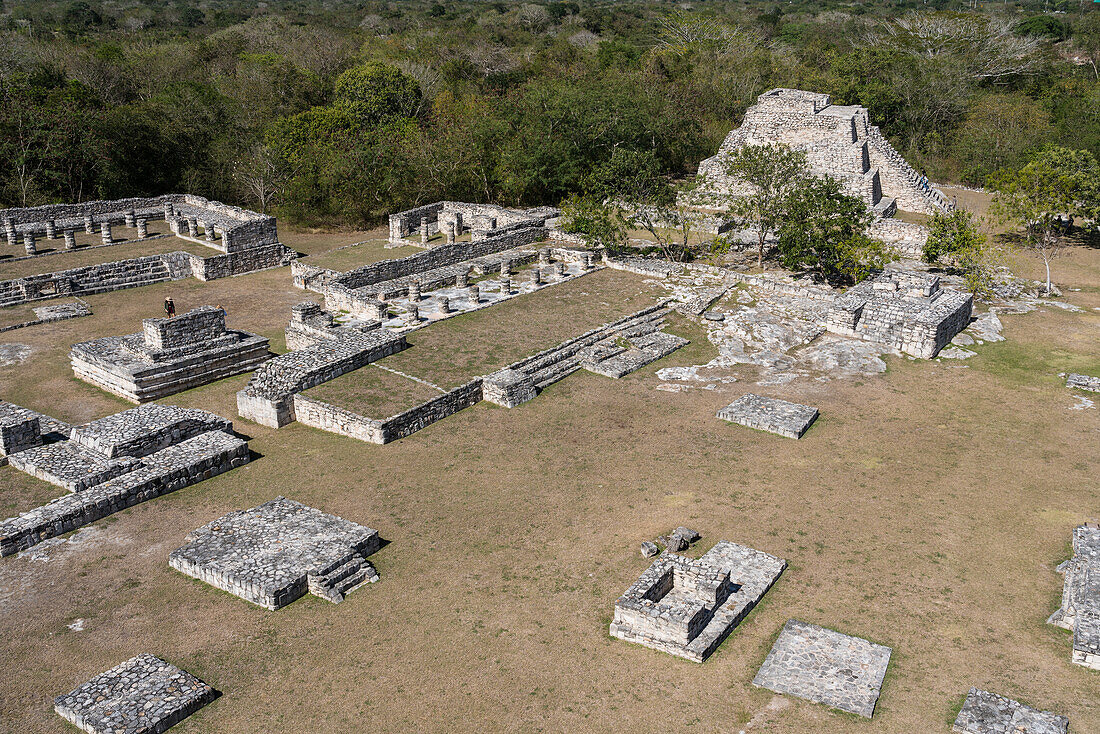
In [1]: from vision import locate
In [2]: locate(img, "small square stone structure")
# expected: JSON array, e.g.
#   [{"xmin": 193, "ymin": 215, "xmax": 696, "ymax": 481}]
[
  {"xmin": 54, "ymin": 653, "xmax": 217, "ymax": 734},
  {"xmin": 482, "ymin": 369, "xmax": 537, "ymax": 408},
  {"xmin": 169, "ymin": 497, "xmax": 381, "ymax": 610},
  {"xmin": 717, "ymin": 394, "xmax": 819, "ymax": 439},
  {"xmin": 71, "ymin": 306, "xmax": 271, "ymax": 403},
  {"xmin": 1048, "ymin": 523, "xmax": 1100, "ymax": 670},
  {"xmin": 610, "ymin": 540, "xmax": 786, "ymax": 662},
  {"xmin": 953, "ymin": 689, "xmax": 1068, "ymax": 734},
  {"xmin": 753, "ymin": 619, "xmax": 892, "ymax": 718}
]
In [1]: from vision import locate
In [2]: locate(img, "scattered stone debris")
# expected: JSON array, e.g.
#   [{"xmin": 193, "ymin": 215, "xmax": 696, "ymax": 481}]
[
  {"xmin": 640, "ymin": 541, "xmax": 659, "ymax": 558},
  {"xmin": 611, "ymin": 541, "xmax": 786, "ymax": 662},
  {"xmin": 1070, "ymin": 396, "xmax": 1095, "ymax": 411},
  {"xmin": 71, "ymin": 306, "xmax": 271, "ymax": 403},
  {"xmin": 0, "ymin": 343, "xmax": 31, "ymax": 366},
  {"xmin": 752, "ymin": 619, "xmax": 892, "ymax": 718},
  {"xmin": 966, "ymin": 311, "xmax": 1005, "ymax": 343},
  {"xmin": 938, "ymin": 347, "xmax": 976, "ymax": 360},
  {"xmin": 1066, "ymin": 373, "xmax": 1100, "ymax": 393},
  {"xmin": 169, "ymin": 497, "xmax": 381, "ymax": 610},
  {"xmin": 717, "ymin": 394, "xmax": 819, "ymax": 439},
  {"xmin": 54, "ymin": 654, "xmax": 217, "ymax": 734},
  {"xmin": 1048, "ymin": 523, "xmax": 1100, "ymax": 671},
  {"xmin": 952, "ymin": 688, "xmax": 1068, "ymax": 734}
]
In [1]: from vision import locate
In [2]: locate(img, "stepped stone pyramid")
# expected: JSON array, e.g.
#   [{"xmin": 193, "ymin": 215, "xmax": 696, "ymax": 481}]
[{"xmin": 697, "ymin": 88, "xmax": 953, "ymax": 216}]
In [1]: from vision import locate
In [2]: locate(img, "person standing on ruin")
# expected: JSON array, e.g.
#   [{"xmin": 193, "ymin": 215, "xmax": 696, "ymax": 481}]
[{"xmin": 164, "ymin": 297, "xmax": 175, "ymax": 317}]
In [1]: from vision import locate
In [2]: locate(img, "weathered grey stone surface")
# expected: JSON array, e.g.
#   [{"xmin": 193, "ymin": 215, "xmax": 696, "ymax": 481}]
[
  {"xmin": 717, "ymin": 394, "xmax": 819, "ymax": 439},
  {"xmin": 0, "ymin": 403, "xmax": 248, "ymax": 557},
  {"xmin": 610, "ymin": 540, "xmax": 786, "ymax": 662},
  {"xmin": 169, "ymin": 497, "xmax": 381, "ymax": 610},
  {"xmin": 640, "ymin": 541, "xmax": 659, "ymax": 558},
  {"xmin": 71, "ymin": 307, "xmax": 271, "ymax": 403},
  {"xmin": 752, "ymin": 619, "xmax": 891, "ymax": 718},
  {"xmin": 1066, "ymin": 373, "xmax": 1100, "ymax": 393},
  {"xmin": 953, "ymin": 688, "xmax": 1068, "ymax": 734},
  {"xmin": 54, "ymin": 653, "xmax": 217, "ymax": 734},
  {"xmin": 0, "ymin": 300, "xmax": 92, "ymax": 334},
  {"xmin": 825, "ymin": 271, "xmax": 972, "ymax": 359},
  {"xmin": 1049, "ymin": 523, "xmax": 1100, "ymax": 671}
]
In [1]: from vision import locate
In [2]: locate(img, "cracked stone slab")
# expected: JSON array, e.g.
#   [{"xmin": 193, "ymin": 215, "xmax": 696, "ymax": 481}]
[
  {"xmin": 953, "ymin": 688, "xmax": 1068, "ymax": 734},
  {"xmin": 752, "ymin": 619, "xmax": 891, "ymax": 718},
  {"xmin": 1066, "ymin": 373, "xmax": 1100, "ymax": 393},
  {"xmin": 717, "ymin": 394, "xmax": 819, "ymax": 439},
  {"xmin": 54, "ymin": 653, "xmax": 217, "ymax": 734}
]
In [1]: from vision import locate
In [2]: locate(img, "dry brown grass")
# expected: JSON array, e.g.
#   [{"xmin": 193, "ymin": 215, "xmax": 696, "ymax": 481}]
[{"xmin": 0, "ymin": 244, "xmax": 1097, "ymax": 733}]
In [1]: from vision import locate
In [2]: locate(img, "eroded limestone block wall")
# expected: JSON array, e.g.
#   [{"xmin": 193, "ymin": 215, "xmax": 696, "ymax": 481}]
[
  {"xmin": 0, "ymin": 253, "xmax": 194, "ymax": 308},
  {"xmin": 188, "ymin": 243, "xmax": 296, "ymax": 281}
]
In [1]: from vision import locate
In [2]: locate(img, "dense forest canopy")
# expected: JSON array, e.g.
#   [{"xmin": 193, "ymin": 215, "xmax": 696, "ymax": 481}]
[{"xmin": 1, "ymin": 0, "xmax": 1097, "ymax": 227}]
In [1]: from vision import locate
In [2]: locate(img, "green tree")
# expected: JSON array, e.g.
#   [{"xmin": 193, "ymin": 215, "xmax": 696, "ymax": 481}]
[
  {"xmin": 776, "ymin": 176, "xmax": 893, "ymax": 285},
  {"xmin": 990, "ymin": 146, "xmax": 1100, "ymax": 293},
  {"xmin": 719, "ymin": 143, "xmax": 808, "ymax": 269},
  {"xmin": 333, "ymin": 63, "xmax": 421, "ymax": 124},
  {"xmin": 923, "ymin": 209, "xmax": 999, "ymax": 300},
  {"xmin": 559, "ymin": 193, "xmax": 626, "ymax": 253}
]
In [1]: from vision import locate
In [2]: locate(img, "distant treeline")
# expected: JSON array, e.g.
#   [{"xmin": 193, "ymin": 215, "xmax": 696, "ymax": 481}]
[{"xmin": 1, "ymin": 0, "xmax": 1097, "ymax": 226}]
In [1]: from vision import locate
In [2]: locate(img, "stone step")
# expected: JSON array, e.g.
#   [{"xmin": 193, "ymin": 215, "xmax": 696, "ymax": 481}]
[{"xmin": 306, "ymin": 552, "xmax": 379, "ymax": 604}]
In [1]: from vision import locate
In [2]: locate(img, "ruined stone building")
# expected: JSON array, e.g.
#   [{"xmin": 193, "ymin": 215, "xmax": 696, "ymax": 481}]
[{"xmin": 697, "ymin": 88, "xmax": 953, "ymax": 217}]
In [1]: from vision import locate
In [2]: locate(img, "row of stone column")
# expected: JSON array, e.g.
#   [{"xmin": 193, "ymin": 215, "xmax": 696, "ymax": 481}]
[{"xmin": 5, "ymin": 214, "xmax": 153, "ymax": 255}]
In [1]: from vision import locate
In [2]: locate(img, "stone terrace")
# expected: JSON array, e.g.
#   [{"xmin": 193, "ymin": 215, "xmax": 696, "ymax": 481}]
[
  {"xmin": 71, "ymin": 306, "xmax": 271, "ymax": 403},
  {"xmin": 169, "ymin": 497, "xmax": 381, "ymax": 610},
  {"xmin": 953, "ymin": 689, "xmax": 1069, "ymax": 734},
  {"xmin": 717, "ymin": 394, "xmax": 819, "ymax": 439},
  {"xmin": 0, "ymin": 403, "xmax": 248, "ymax": 556},
  {"xmin": 610, "ymin": 540, "xmax": 786, "ymax": 662},
  {"xmin": 1048, "ymin": 523, "xmax": 1100, "ymax": 670},
  {"xmin": 54, "ymin": 653, "xmax": 217, "ymax": 734},
  {"xmin": 753, "ymin": 619, "xmax": 892, "ymax": 718},
  {"xmin": 825, "ymin": 270, "xmax": 973, "ymax": 359}
]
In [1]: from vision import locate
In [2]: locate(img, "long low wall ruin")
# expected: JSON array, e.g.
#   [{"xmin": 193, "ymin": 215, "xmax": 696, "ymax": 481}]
[
  {"xmin": 288, "ymin": 301, "xmax": 687, "ymax": 445},
  {"xmin": 0, "ymin": 245, "xmax": 297, "ymax": 309}
]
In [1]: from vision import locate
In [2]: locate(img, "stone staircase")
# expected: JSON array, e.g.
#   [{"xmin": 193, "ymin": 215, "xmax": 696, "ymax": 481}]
[
  {"xmin": 307, "ymin": 551, "xmax": 379, "ymax": 604},
  {"xmin": 0, "ymin": 254, "xmax": 185, "ymax": 308}
]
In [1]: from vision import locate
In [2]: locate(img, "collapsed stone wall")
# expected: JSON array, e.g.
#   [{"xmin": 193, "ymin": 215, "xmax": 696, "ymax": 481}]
[{"xmin": 187, "ymin": 243, "xmax": 296, "ymax": 281}]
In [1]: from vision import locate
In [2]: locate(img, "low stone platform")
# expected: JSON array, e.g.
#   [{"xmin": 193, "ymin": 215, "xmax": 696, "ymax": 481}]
[
  {"xmin": 610, "ymin": 540, "xmax": 786, "ymax": 662},
  {"xmin": 54, "ymin": 653, "xmax": 217, "ymax": 734},
  {"xmin": 0, "ymin": 403, "xmax": 249, "ymax": 557},
  {"xmin": 71, "ymin": 306, "xmax": 271, "ymax": 403},
  {"xmin": 1066, "ymin": 373, "xmax": 1100, "ymax": 393},
  {"xmin": 1048, "ymin": 523, "xmax": 1100, "ymax": 670},
  {"xmin": 169, "ymin": 497, "xmax": 381, "ymax": 610},
  {"xmin": 752, "ymin": 619, "xmax": 892, "ymax": 718},
  {"xmin": 953, "ymin": 689, "xmax": 1068, "ymax": 734},
  {"xmin": 717, "ymin": 394, "xmax": 819, "ymax": 439}
]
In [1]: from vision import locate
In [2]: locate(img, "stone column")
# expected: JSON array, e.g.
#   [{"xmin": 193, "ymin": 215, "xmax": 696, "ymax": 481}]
[
  {"xmin": 531, "ymin": 267, "xmax": 542, "ymax": 285},
  {"xmin": 539, "ymin": 248, "xmax": 550, "ymax": 266},
  {"xmin": 500, "ymin": 260, "xmax": 511, "ymax": 277},
  {"xmin": 23, "ymin": 232, "xmax": 36, "ymax": 256},
  {"xmin": 100, "ymin": 221, "xmax": 113, "ymax": 244},
  {"xmin": 186, "ymin": 217, "xmax": 199, "ymax": 237},
  {"xmin": 124, "ymin": 209, "xmax": 136, "ymax": 228},
  {"xmin": 5, "ymin": 231, "xmax": 16, "ymax": 248},
  {"xmin": 136, "ymin": 218, "xmax": 148, "ymax": 239},
  {"xmin": 406, "ymin": 305, "xmax": 420, "ymax": 324},
  {"xmin": 501, "ymin": 277, "xmax": 512, "ymax": 295},
  {"xmin": 445, "ymin": 223, "xmax": 455, "ymax": 244},
  {"xmin": 582, "ymin": 253, "xmax": 594, "ymax": 270},
  {"xmin": 84, "ymin": 215, "xmax": 95, "ymax": 234},
  {"xmin": 164, "ymin": 202, "xmax": 175, "ymax": 218},
  {"xmin": 420, "ymin": 221, "xmax": 430, "ymax": 244},
  {"xmin": 455, "ymin": 270, "xmax": 468, "ymax": 288},
  {"xmin": 553, "ymin": 262, "xmax": 565, "ymax": 279},
  {"xmin": 2, "ymin": 217, "xmax": 14, "ymax": 237},
  {"xmin": 45, "ymin": 220, "xmax": 56, "ymax": 239},
  {"xmin": 408, "ymin": 280, "xmax": 421, "ymax": 301},
  {"xmin": 63, "ymin": 230, "xmax": 77, "ymax": 249},
  {"xmin": 474, "ymin": 283, "xmax": 484, "ymax": 303},
  {"xmin": 204, "ymin": 223, "xmax": 216, "ymax": 242},
  {"xmin": 437, "ymin": 296, "xmax": 450, "ymax": 314}
]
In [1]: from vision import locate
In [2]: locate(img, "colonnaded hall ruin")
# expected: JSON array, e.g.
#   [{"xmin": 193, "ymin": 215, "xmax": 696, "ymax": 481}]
[{"xmin": 0, "ymin": 87, "xmax": 1093, "ymax": 734}]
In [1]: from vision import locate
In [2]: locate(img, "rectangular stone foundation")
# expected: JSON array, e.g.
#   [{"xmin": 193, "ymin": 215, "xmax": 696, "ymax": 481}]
[
  {"xmin": 717, "ymin": 394, "xmax": 819, "ymax": 439},
  {"xmin": 169, "ymin": 497, "xmax": 381, "ymax": 610},
  {"xmin": 953, "ymin": 689, "xmax": 1068, "ymax": 734},
  {"xmin": 55, "ymin": 654, "xmax": 217, "ymax": 734}
]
